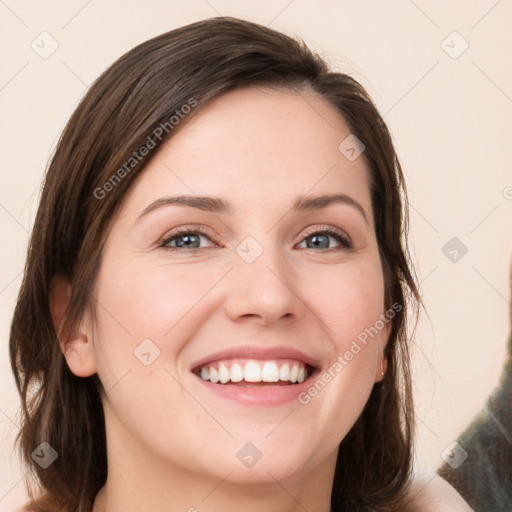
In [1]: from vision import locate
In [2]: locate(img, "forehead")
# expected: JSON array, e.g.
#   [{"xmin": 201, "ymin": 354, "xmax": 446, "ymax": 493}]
[{"xmin": 119, "ymin": 86, "xmax": 372, "ymax": 220}]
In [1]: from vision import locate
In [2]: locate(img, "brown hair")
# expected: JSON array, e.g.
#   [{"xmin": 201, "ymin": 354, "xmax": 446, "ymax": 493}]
[{"xmin": 10, "ymin": 16, "xmax": 420, "ymax": 512}]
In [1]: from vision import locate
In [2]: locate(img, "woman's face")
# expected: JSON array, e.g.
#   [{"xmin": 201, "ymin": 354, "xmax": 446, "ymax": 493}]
[{"xmin": 81, "ymin": 87, "xmax": 390, "ymax": 487}]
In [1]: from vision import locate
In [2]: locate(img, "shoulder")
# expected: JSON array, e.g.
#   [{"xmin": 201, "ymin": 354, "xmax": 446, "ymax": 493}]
[{"xmin": 407, "ymin": 474, "xmax": 476, "ymax": 511}]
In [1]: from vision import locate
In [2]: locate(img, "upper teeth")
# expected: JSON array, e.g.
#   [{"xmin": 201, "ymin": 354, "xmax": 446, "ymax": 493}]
[{"xmin": 197, "ymin": 359, "xmax": 309, "ymax": 384}]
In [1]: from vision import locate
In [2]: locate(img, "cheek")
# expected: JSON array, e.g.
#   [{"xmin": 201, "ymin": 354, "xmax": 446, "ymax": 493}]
[
  {"xmin": 306, "ymin": 259, "xmax": 386, "ymax": 347},
  {"xmin": 94, "ymin": 254, "xmax": 217, "ymax": 338},
  {"xmin": 296, "ymin": 261, "xmax": 387, "ymax": 430},
  {"xmin": 90, "ymin": 255, "xmax": 225, "ymax": 384}
]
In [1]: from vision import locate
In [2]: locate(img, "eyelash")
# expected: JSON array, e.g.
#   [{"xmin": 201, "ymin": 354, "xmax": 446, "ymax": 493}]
[
  {"xmin": 159, "ymin": 226, "xmax": 352, "ymax": 252},
  {"xmin": 301, "ymin": 226, "xmax": 352, "ymax": 250}
]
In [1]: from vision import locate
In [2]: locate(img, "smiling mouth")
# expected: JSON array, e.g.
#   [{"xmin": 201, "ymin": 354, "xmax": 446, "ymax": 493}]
[{"xmin": 192, "ymin": 359, "xmax": 315, "ymax": 386}]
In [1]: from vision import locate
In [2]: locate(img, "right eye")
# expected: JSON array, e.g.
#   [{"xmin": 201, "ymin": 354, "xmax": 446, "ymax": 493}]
[{"xmin": 160, "ymin": 228, "xmax": 219, "ymax": 251}]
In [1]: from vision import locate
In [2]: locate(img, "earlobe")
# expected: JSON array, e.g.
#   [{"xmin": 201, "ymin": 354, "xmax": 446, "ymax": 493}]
[
  {"xmin": 62, "ymin": 332, "xmax": 98, "ymax": 377},
  {"xmin": 375, "ymin": 316, "xmax": 392, "ymax": 382},
  {"xmin": 377, "ymin": 357, "xmax": 388, "ymax": 382},
  {"xmin": 49, "ymin": 274, "xmax": 97, "ymax": 377},
  {"xmin": 374, "ymin": 356, "xmax": 388, "ymax": 383}
]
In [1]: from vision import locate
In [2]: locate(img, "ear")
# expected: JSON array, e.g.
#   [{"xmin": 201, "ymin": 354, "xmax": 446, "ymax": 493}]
[
  {"xmin": 49, "ymin": 274, "xmax": 97, "ymax": 377},
  {"xmin": 375, "ymin": 355, "xmax": 388, "ymax": 383},
  {"xmin": 375, "ymin": 315, "xmax": 391, "ymax": 383}
]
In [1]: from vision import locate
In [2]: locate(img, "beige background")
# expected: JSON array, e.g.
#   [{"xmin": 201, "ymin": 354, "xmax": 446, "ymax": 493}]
[{"xmin": 1, "ymin": 0, "xmax": 511, "ymax": 508}]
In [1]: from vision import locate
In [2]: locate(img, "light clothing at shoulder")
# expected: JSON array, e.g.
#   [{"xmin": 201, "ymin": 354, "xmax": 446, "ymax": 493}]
[{"xmin": 408, "ymin": 474, "xmax": 475, "ymax": 511}]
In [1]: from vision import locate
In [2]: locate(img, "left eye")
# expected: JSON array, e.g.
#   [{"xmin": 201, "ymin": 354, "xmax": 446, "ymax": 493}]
[{"xmin": 297, "ymin": 228, "xmax": 352, "ymax": 250}]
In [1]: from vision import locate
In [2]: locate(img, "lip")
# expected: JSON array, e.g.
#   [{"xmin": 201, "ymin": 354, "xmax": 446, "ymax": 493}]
[
  {"xmin": 190, "ymin": 345, "xmax": 321, "ymax": 372},
  {"xmin": 193, "ymin": 371, "xmax": 319, "ymax": 405},
  {"xmin": 189, "ymin": 345, "xmax": 321, "ymax": 406}
]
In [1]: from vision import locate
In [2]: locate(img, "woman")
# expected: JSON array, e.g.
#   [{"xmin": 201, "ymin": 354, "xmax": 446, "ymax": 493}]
[{"xmin": 9, "ymin": 16, "xmax": 466, "ymax": 512}]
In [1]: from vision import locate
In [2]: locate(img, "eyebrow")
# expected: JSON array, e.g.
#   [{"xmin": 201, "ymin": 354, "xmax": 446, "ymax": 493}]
[{"xmin": 136, "ymin": 193, "xmax": 369, "ymax": 225}]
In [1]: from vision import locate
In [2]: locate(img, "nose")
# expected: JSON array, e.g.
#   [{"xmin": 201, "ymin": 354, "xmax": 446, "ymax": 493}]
[{"xmin": 221, "ymin": 239, "xmax": 305, "ymax": 326}]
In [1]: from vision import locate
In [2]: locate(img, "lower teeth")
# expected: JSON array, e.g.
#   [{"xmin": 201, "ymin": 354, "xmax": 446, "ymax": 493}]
[
  {"xmin": 221, "ymin": 380, "xmax": 296, "ymax": 386},
  {"xmin": 199, "ymin": 378, "xmax": 302, "ymax": 386}
]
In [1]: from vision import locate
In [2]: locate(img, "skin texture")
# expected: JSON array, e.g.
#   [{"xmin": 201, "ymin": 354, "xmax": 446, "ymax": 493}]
[{"xmin": 50, "ymin": 87, "xmax": 391, "ymax": 512}]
